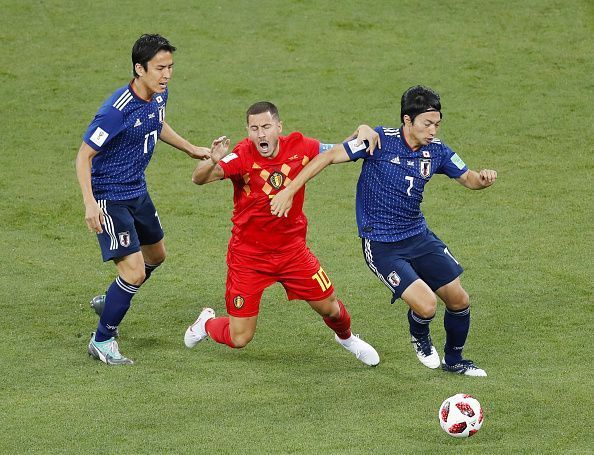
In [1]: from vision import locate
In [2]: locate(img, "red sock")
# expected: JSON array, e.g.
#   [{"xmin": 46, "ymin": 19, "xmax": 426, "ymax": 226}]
[
  {"xmin": 205, "ymin": 317, "xmax": 236, "ymax": 348},
  {"xmin": 323, "ymin": 300, "xmax": 352, "ymax": 340}
]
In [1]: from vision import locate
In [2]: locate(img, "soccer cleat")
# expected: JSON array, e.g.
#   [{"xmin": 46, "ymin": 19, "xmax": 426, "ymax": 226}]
[
  {"xmin": 89, "ymin": 294, "xmax": 119, "ymax": 337},
  {"xmin": 87, "ymin": 333, "xmax": 133, "ymax": 365},
  {"xmin": 441, "ymin": 359, "xmax": 487, "ymax": 377},
  {"xmin": 335, "ymin": 333, "xmax": 380, "ymax": 366},
  {"xmin": 411, "ymin": 335, "xmax": 441, "ymax": 369},
  {"xmin": 184, "ymin": 308, "xmax": 216, "ymax": 348},
  {"xmin": 90, "ymin": 294, "xmax": 106, "ymax": 316}
]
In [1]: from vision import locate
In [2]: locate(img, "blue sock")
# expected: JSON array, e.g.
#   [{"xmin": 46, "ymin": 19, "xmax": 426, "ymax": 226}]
[
  {"xmin": 443, "ymin": 306, "xmax": 470, "ymax": 365},
  {"xmin": 95, "ymin": 277, "xmax": 139, "ymax": 342},
  {"xmin": 408, "ymin": 309, "xmax": 434, "ymax": 338},
  {"xmin": 144, "ymin": 262, "xmax": 160, "ymax": 282}
]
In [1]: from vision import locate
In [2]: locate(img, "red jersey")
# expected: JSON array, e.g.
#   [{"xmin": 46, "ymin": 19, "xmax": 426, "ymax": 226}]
[{"xmin": 218, "ymin": 132, "xmax": 320, "ymax": 254}]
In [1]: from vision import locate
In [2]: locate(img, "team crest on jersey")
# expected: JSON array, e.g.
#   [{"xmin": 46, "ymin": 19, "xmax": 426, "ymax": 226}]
[
  {"xmin": 387, "ymin": 271, "xmax": 401, "ymax": 287},
  {"xmin": 118, "ymin": 231, "xmax": 131, "ymax": 248},
  {"xmin": 269, "ymin": 171, "xmax": 285, "ymax": 190},
  {"xmin": 158, "ymin": 106, "xmax": 165, "ymax": 123},
  {"xmin": 420, "ymin": 159, "xmax": 431, "ymax": 178},
  {"xmin": 233, "ymin": 296, "xmax": 245, "ymax": 309}
]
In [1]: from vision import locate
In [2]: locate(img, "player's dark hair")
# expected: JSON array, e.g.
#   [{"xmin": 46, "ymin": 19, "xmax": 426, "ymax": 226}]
[
  {"xmin": 132, "ymin": 34, "xmax": 176, "ymax": 78},
  {"xmin": 400, "ymin": 85, "xmax": 442, "ymax": 123},
  {"xmin": 246, "ymin": 101, "xmax": 280, "ymax": 124}
]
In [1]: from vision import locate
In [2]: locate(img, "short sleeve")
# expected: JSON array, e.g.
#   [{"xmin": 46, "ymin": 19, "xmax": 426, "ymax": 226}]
[
  {"xmin": 83, "ymin": 105, "xmax": 125, "ymax": 152},
  {"xmin": 437, "ymin": 145, "xmax": 468, "ymax": 178},
  {"xmin": 218, "ymin": 143, "xmax": 246, "ymax": 179}
]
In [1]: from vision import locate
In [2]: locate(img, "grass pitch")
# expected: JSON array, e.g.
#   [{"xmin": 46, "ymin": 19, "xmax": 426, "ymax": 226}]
[{"xmin": 1, "ymin": 0, "xmax": 592, "ymax": 453}]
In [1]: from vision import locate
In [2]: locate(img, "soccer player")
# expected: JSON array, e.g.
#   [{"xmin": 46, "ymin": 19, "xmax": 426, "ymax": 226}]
[
  {"xmin": 183, "ymin": 101, "xmax": 380, "ymax": 366},
  {"xmin": 76, "ymin": 34, "xmax": 212, "ymax": 365},
  {"xmin": 270, "ymin": 86, "xmax": 498, "ymax": 376}
]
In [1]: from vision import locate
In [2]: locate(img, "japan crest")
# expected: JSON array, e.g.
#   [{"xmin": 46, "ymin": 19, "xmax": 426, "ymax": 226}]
[
  {"xmin": 420, "ymin": 158, "xmax": 431, "ymax": 178},
  {"xmin": 118, "ymin": 231, "xmax": 131, "ymax": 247},
  {"xmin": 387, "ymin": 271, "xmax": 401, "ymax": 287}
]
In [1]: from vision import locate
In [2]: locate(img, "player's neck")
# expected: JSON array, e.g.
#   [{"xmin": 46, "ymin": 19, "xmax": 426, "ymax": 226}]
[{"xmin": 131, "ymin": 78, "xmax": 154, "ymax": 102}]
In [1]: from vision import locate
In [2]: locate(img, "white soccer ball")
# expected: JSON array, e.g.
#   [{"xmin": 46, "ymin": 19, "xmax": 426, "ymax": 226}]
[{"xmin": 439, "ymin": 394, "xmax": 484, "ymax": 438}]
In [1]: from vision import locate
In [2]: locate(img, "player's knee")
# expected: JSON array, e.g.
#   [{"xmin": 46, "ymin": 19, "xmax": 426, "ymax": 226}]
[
  {"xmin": 416, "ymin": 296, "xmax": 437, "ymax": 319},
  {"xmin": 231, "ymin": 332, "xmax": 254, "ymax": 348},
  {"xmin": 126, "ymin": 270, "xmax": 146, "ymax": 286},
  {"xmin": 448, "ymin": 290, "xmax": 470, "ymax": 311}
]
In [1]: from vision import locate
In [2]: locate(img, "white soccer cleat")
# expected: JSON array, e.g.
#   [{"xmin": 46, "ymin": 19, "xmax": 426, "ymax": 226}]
[
  {"xmin": 411, "ymin": 335, "xmax": 441, "ymax": 369},
  {"xmin": 335, "ymin": 333, "xmax": 380, "ymax": 366},
  {"xmin": 184, "ymin": 308, "xmax": 215, "ymax": 348}
]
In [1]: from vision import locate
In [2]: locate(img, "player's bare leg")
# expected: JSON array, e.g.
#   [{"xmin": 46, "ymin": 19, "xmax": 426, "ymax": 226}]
[
  {"xmin": 436, "ymin": 278, "xmax": 486, "ymax": 376},
  {"xmin": 401, "ymin": 279, "xmax": 440, "ymax": 369},
  {"xmin": 308, "ymin": 294, "xmax": 379, "ymax": 366}
]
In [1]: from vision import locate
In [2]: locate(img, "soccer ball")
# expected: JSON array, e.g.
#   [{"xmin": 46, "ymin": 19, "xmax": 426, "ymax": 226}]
[{"xmin": 439, "ymin": 394, "xmax": 484, "ymax": 438}]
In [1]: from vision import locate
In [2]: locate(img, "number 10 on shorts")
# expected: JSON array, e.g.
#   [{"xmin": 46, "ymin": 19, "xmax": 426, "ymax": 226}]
[{"xmin": 312, "ymin": 267, "xmax": 332, "ymax": 291}]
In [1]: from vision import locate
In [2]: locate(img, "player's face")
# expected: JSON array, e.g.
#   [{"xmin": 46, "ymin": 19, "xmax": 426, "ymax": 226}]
[
  {"xmin": 135, "ymin": 50, "xmax": 174, "ymax": 97},
  {"xmin": 247, "ymin": 111, "xmax": 283, "ymax": 158},
  {"xmin": 406, "ymin": 111, "xmax": 441, "ymax": 149}
]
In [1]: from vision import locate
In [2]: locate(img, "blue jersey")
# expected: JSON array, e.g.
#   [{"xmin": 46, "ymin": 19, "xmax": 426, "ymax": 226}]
[
  {"xmin": 83, "ymin": 82, "xmax": 168, "ymax": 200},
  {"xmin": 343, "ymin": 126, "xmax": 468, "ymax": 242}
]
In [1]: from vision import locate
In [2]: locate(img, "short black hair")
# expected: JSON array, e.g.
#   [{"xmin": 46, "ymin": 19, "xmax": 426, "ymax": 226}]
[
  {"xmin": 400, "ymin": 85, "xmax": 442, "ymax": 123},
  {"xmin": 246, "ymin": 101, "xmax": 280, "ymax": 124},
  {"xmin": 131, "ymin": 34, "xmax": 176, "ymax": 78}
]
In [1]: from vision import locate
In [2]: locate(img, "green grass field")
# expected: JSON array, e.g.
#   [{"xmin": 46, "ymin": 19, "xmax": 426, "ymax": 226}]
[{"xmin": 1, "ymin": 0, "xmax": 593, "ymax": 453}]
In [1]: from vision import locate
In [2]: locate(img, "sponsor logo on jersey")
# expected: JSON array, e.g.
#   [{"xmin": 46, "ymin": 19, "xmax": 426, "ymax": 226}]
[
  {"xmin": 451, "ymin": 153, "xmax": 466, "ymax": 170},
  {"xmin": 118, "ymin": 231, "xmax": 131, "ymax": 247},
  {"xmin": 233, "ymin": 296, "xmax": 245, "ymax": 309},
  {"xmin": 269, "ymin": 171, "xmax": 285, "ymax": 189},
  {"xmin": 221, "ymin": 152, "xmax": 238, "ymax": 163},
  {"xmin": 387, "ymin": 271, "xmax": 401, "ymax": 287},
  {"xmin": 156, "ymin": 95, "xmax": 163, "ymax": 103},
  {"xmin": 134, "ymin": 118, "xmax": 142, "ymax": 128},
  {"xmin": 288, "ymin": 154, "xmax": 300, "ymax": 160},
  {"xmin": 90, "ymin": 127, "xmax": 109, "ymax": 147},
  {"xmin": 391, "ymin": 156, "xmax": 400, "ymax": 164},
  {"xmin": 420, "ymin": 158, "xmax": 431, "ymax": 178}
]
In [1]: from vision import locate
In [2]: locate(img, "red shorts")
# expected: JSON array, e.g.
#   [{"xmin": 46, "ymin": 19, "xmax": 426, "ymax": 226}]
[{"xmin": 225, "ymin": 243, "xmax": 335, "ymax": 317}]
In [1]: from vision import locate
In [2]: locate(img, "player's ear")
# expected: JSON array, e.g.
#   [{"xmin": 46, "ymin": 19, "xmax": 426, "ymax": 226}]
[
  {"xmin": 403, "ymin": 114, "xmax": 412, "ymax": 126},
  {"xmin": 278, "ymin": 120, "xmax": 283, "ymax": 133},
  {"xmin": 135, "ymin": 63, "xmax": 145, "ymax": 77}
]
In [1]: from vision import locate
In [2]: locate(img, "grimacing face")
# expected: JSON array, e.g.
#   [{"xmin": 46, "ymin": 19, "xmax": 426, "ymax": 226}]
[
  {"xmin": 135, "ymin": 50, "xmax": 174, "ymax": 97},
  {"xmin": 404, "ymin": 111, "xmax": 441, "ymax": 149},
  {"xmin": 247, "ymin": 111, "xmax": 283, "ymax": 158}
]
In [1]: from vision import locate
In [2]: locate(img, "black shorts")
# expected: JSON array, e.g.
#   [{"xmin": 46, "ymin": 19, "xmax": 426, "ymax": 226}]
[
  {"xmin": 96, "ymin": 192, "xmax": 164, "ymax": 261},
  {"xmin": 362, "ymin": 229, "xmax": 463, "ymax": 302}
]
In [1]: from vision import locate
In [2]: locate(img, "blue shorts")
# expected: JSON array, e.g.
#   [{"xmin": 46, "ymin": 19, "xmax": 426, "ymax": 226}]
[
  {"xmin": 96, "ymin": 193, "xmax": 164, "ymax": 262},
  {"xmin": 361, "ymin": 229, "xmax": 463, "ymax": 302}
]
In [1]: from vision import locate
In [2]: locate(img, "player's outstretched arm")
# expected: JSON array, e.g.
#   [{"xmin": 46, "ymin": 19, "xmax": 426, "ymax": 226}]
[
  {"xmin": 160, "ymin": 121, "xmax": 211, "ymax": 160},
  {"xmin": 75, "ymin": 142, "xmax": 104, "ymax": 233},
  {"xmin": 270, "ymin": 144, "xmax": 351, "ymax": 217},
  {"xmin": 192, "ymin": 136, "xmax": 231, "ymax": 185},
  {"xmin": 456, "ymin": 169, "xmax": 498, "ymax": 189}
]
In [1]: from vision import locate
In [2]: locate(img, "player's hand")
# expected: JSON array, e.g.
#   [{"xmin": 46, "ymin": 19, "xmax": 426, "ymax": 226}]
[
  {"xmin": 210, "ymin": 136, "xmax": 231, "ymax": 164},
  {"xmin": 187, "ymin": 146, "xmax": 211, "ymax": 160},
  {"xmin": 478, "ymin": 169, "xmax": 497, "ymax": 187},
  {"xmin": 355, "ymin": 124, "xmax": 381, "ymax": 155},
  {"xmin": 85, "ymin": 200, "xmax": 104, "ymax": 234},
  {"xmin": 270, "ymin": 188, "xmax": 294, "ymax": 218}
]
